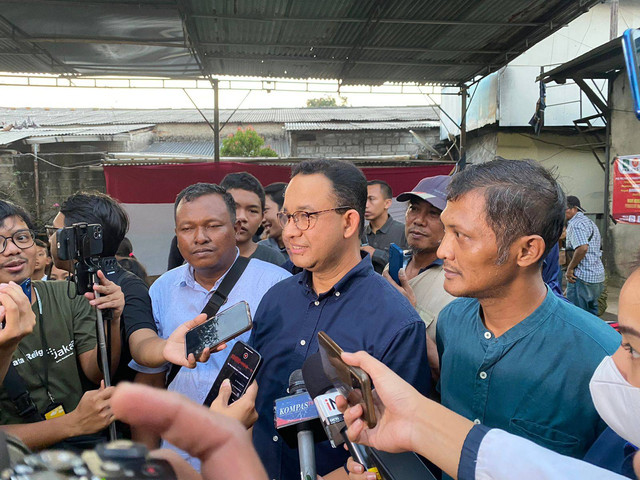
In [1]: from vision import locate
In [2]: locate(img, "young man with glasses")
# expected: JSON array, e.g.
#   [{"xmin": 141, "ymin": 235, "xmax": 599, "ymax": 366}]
[
  {"xmin": 249, "ymin": 159, "xmax": 430, "ymax": 480},
  {"xmin": 0, "ymin": 199, "xmax": 126, "ymax": 451}
]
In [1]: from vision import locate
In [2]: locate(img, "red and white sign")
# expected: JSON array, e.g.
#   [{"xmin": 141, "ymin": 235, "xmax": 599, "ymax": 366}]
[
  {"xmin": 612, "ymin": 156, "xmax": 640, "ymax": 224},
  {"xmin": 104, "ymin": 161, "xmax": 453, "ymax": 275}
]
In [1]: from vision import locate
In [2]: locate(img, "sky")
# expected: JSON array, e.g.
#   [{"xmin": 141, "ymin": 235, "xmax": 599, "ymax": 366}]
[{"xmin": 0, "ymin": 74, "xmax": 440, "ymax": 110}]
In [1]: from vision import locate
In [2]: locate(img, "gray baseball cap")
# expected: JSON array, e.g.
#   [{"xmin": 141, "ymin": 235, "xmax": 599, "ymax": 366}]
[{"xmin": 396, "ymin": 175, "xmax": 451, "ymax": 211}]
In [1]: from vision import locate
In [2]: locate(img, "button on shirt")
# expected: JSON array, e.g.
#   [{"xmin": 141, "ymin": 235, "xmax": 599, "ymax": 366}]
[
  {"xmin": 250, "ymin": 254, "xmax": 430, "ymax": 480},
  {"xmin": 147, "ymin": 255, "xmax": 290, "ymax": 470},
  {"xmin": 436, "ymin": 288, "xmax": 619, "ymax": 466},
  {"xmin": 566, "ymin": 212, "xmax": 605, "ymax": 283},
  {"xmin": 362, "ymin": 215, "xmax": 407, "ymax": 273}
]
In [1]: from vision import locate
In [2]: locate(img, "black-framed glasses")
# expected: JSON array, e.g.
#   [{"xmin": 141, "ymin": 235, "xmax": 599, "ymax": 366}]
[
  {"xmin": 0, "ymin": 229, "xmax": 35, "ymax": 254},
  {"xmin": 277, "ymin": 206, "xmax": 353, "ymax": 231}
]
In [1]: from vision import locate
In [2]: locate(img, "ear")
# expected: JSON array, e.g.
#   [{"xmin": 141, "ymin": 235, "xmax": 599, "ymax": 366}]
[
  {"xmin": 384, "ymin": 198, "xmax": 393, "ymax": 210},
  {"xmin": 514, "ymin": 235, "xmax": 546, "ymax": 268},
  {"xmin": 342, "ymin": 209, "xmax": 361, "ymax": 240}
]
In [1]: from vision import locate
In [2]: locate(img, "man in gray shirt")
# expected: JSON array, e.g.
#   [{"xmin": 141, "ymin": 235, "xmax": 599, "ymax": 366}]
[{"xmin": 360, "ymin": 180, "xmax": 406, "ymax": 273}]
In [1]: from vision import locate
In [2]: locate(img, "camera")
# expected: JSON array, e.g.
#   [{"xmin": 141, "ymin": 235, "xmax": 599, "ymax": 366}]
[
  {"xmin": 55, "ymin": 223, "xmax": 103, "ymax": 295},
  {"xmin": 3, "ymin": 440, "xmax": 176, "ymax": 479},
  {"xmin": 56, "ymin": 223, "xmax": 103, "ymax": 263}
]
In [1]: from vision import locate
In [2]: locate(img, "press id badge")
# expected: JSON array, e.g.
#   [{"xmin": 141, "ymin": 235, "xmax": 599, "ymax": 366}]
[{"xmin": 44, "ymin": 403, "xmax": 66, "ymax": 420}]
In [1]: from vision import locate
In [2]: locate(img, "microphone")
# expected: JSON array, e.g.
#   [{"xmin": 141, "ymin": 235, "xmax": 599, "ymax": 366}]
[
  {"xmin": 302, "ymin": 353, "xmax": 381, "ymax": 479},
  {"xmin": 273, "ymin": 370, "xmax": 324, "ymax": 480},
  {"xmin": 302, "ymin": 353, "xmax": 437, "ymax": 480}
]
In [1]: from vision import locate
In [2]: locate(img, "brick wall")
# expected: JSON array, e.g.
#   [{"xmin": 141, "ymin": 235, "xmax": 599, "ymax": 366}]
[{"xmin": 292, "ymin": 129, "xmax": 439, "ymax": 157}]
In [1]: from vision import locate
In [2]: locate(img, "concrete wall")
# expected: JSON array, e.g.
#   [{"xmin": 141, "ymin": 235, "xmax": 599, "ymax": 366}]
[
  {"xmin": 292, "ymin": 129, "xmax": 438, "ymax": 157},
  {"xmin": 609, "ymin": 72, "xmax": 640, "ymax": 280},
  {"xmin": 0, "ymin": 153, "xmax": 106, "ymax": 227}
]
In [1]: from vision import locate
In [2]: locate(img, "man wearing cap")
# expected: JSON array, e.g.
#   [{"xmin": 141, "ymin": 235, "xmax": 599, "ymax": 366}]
[
  {"xmin": 565, "ymin": 195, "xmax": 605, "ymax": 315},
  {"xmin": 383, "ymin": 175, "xmax": 455, "ymax": 380},
  {"xmin": 360, "ymin": 180, "xmax": 406, "ymax": 274}
]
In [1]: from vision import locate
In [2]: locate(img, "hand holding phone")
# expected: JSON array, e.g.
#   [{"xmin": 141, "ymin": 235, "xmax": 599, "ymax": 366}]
[
  {"xmin": 185, "ymin": 301, "xmax": 253, "ymax": 360},
  {"xmin": 318, "ymin": 331, "xmax": 377, "ymax": 428},
  {"xmin": 388, "ymin": 243, "xmax": 409, "ymax": 285},
  {"xmin": 204, "ymin": 341, "xmax": 262, "ymax": 407}
]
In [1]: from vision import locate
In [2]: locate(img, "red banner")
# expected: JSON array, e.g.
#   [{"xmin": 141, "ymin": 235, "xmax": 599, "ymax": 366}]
[
  {"xmin": 103, "ymin": 162, "xmax": 454, "ymax": 204},
  {"xmin": 612, "ymin": 156, "xmax": 640, "ymax": 224}
]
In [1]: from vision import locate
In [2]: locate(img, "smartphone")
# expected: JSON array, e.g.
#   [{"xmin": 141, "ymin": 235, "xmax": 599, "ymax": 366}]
[
  {"xmin": 388, "ymin": 243, "xmax": 409, "ymax": 285},
  {"xmin": 185, "ymin": 301, "xmax": 252, "ymax": 359},
  {"xmin": 317, "ymin": 331, "xmax": 377, "ymax": 428},
  {"xmin": 203, "ymin": 341, "xmax": 262, "ymax": 406}
]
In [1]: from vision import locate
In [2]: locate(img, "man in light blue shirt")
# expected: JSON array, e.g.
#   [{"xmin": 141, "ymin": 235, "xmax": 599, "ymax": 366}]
[
  {"xmin": 565, "ymin": 195, "xmax": 605, "ymax": 315},
  {"xmin": 139, "ymin": 183, "xmax": 290, "ymax": 470}
]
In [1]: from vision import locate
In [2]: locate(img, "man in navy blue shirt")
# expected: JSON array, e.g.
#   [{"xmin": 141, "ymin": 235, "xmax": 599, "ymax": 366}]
[{"xmin": 250, "ymin": 159, "xmax": 429, "ymax": 480}]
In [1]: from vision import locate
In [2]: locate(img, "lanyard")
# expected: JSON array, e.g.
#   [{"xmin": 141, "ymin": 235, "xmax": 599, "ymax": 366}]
[{"xmin": 16, "ymin": 287, "xmax": 55, "ymax": 404}]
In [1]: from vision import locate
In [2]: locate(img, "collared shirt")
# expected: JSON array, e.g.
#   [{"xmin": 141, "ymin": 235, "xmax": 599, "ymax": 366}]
[
  {"xmin": 362, "ymin": 214, "xmax": 407, "ymax": 273},
  {"xmin": 250, "ymin": 253, "xmax": 430, "ymax": 480},
  {"xmin": 259, "ymin": 237, "xmax": 290, "ymax": 263},
  {"xmin": 383, "ymin": 257, "xmax": 455, "ymax": 343},
  {"xmin": 147, "ymin": 253, "xmax": 290, "ymax": 469},
  {"xmin": 437, "ymin": 288, "xmax": 619, "ymax": 466},
  {"xmin": 566, "ymin": 212, "xmax": 605, "ymax": 283},
  {"xmin": 457, "ymin": 425, "xmax": 627, "ymax": 480}
]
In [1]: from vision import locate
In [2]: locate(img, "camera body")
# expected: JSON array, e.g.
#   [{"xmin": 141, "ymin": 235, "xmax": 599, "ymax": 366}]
[
  {"xmin": 55, "ymin": 223, "xmax": 103, "ymax": 295},
  {"xmin": 4, "ymin": 440, "xmax": 176, "ymax": 479},
  {"xmin": 56, "ymin": 223, "xmax": 103, "ymax": 263}
]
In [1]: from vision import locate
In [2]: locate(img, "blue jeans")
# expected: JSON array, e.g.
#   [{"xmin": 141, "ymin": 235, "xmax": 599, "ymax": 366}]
[{"xmin": 566, "ymin": 277, "xmax": 604, "ymax": 316}]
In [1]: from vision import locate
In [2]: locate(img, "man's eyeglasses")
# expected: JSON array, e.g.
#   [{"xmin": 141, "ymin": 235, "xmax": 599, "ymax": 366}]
[
  {"xmin": 0, "ymin": 229, "xmax": 35, "ymax": 254},
  {"xmin": 276, "ymin": 206, "xmax": 353, "ymax": 231}
]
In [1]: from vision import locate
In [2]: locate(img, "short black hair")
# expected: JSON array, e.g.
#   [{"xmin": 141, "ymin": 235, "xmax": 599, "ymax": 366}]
[
  {"xmin": 0, "ymin": 199, "xmax": 34, "ymax": 231},
  {"xmin": 35, "ymin": 239, "xmax": 51, "ymax": 255},
  {"xmin": 118, "ymin": 257, "xmax": 149, "ymax": 285},
  {"xmin": 447, "ymin": 158, "xmax": 565, "ymax": 265},
  {"xmin": 220, "ymin": 172, "xmax": 266, "ymax": 210},
  {"xmin": 174, "ymin": 183, "xmax": 236, "ymax": 224},
  {"xmin": 116, "ymin": 237, "xmax": 133, "ymax": 258},
  {"xmin": 264, "ymin": 182, "xmax": 287, "ymax": 210},
  {"xmin": 367, "ymin": 180, "xmax": 392, "ymax": 199},
  {"xmin": 60, "ymin": 192, "xmax": 129, "ymax": 257},
  {"xmin": 292, "ymin": 159, "xmax": 367, "ymax": 235}
]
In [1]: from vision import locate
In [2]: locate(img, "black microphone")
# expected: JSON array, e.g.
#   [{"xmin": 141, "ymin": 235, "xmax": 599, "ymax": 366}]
[
  {"xmin": 273, "ymin": 370, "xmax": 324, "ymax": 480},
  {"xmin": 302, "ymin": 353, "xmax": 381, "ymax": 479}
]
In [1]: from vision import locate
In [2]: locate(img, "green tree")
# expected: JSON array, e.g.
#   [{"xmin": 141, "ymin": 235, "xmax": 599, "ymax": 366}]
[
  {"xmin": 221, "ymin": 126, "xmax": 278, "ymax": 157},
  {"xmin": 305, "ymin": 96, "xmax": 347, "ymax": 108}
]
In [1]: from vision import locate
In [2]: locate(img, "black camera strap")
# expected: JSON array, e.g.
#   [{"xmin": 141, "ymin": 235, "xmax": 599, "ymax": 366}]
[{"xmin": 166, "ymin": 256, "xmax": 250, "ymax": 387}]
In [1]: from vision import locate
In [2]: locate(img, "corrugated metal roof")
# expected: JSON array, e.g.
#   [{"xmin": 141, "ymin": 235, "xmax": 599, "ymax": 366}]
[
  {"xmin": 284, "ymin": 121, "xmax": 439, "ymax": 131},
  {"xmin": 144, "ymin": 137, "xmax": 291, "ymax": 157},
  {"xmin": 0, "ymin": 1, "xmax": 600, "ymax": 85},
  {"xmin": 0, "ymin": 106, "xmax": 438, "ymax": 126},
  {"xmin": 0, "ymin": 125, "xmax": 154, "ymax": 146}
]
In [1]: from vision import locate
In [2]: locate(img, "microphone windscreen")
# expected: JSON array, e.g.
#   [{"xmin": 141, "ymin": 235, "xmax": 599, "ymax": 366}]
[
  {"xmin": 302, "ymin": 352, "xmax": 334, "ymax": 398},
  {"xmin": 288, "ymin": 369, "xmax": 306, "ymax": 393}
]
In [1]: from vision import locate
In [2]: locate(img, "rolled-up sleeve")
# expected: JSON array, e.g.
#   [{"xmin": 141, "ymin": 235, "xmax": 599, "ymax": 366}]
[{"xmin": 472, "ymin": 428, "xmax": 627, "ymax": 480}]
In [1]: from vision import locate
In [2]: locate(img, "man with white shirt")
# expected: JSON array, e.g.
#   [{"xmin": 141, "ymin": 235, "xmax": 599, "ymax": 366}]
[{"xmin": 142, "ymin": 183, "xmax": 290, "ymax": 469}]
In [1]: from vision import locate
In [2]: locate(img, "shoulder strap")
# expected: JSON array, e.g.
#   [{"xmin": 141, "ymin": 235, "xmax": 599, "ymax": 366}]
[
  {"xmin": 2, "ymin": 366, "xmax": 44, "ymax": 423},
  {"xmin": 166, "ymin": 256, "xmax": 250, "ymax": 386}
]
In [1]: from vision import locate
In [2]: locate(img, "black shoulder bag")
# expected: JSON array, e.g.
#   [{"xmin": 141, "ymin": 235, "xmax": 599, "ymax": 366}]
[{"xmin": 166, "ymin": 256, "xmax": 250, "ymax": 386}]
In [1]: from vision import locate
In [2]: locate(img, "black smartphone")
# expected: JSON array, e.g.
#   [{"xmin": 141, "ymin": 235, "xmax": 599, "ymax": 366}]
[
  {"xmin": 204, "ymin": 341, "xmax": 262, "ymax": 406},
  {"xmin": 185, "ymin": 301, "xmax": 252, "ymax": 359},
  {"xmin": 318, "ymin": 331, "xmax": 377, "ymax": 428}
]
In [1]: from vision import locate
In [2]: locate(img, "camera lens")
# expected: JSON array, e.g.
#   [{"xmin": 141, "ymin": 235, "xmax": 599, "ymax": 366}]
[{"xmin": 94, "ymin": 226, "xmax": 102, "ymax": 239}]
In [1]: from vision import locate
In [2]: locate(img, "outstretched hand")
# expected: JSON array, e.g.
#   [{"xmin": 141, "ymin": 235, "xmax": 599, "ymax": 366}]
[
  {"xmin": 163, "ymin": 314, "xmax": 227, "ymax": 368},
  {"xmin": 112, "ymin": 383, "xmax": 268, "ymax": 480},
  {"xmin": 336, "ymin": 351, "xmax": 423, "ymax": 454}
]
